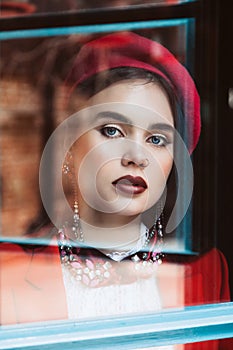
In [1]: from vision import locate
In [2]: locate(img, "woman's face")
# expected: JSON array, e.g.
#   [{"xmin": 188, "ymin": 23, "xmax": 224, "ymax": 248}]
[{"xmin": 71, "ymin": 80, "xmax": 174, "ymax": 224}]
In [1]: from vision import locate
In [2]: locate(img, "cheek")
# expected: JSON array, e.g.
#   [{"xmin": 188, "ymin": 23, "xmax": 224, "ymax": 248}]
[
  {"xmin": 160, "ymin": 156, "xmax": 174, "ymax": 179},
  {"xmin": 95, "ymin": 161, "xmax": 118, "ymax": 195},
  {"xmin": 73, "ymin": 137, "xmax": 103, "ymax": 176},
  {"xmin": 74, "ymin": 143, "xmax": 117, "ymax": 203},
  {"xmin": 150, "ymin": 151, "xmax": 173, "ymax": 180},
  {"xmin": 73, "ymin": 137, "xmax": 93, "ymax": 165},
  {"xmin": 146, "ymin": 152, "xmax": 173, "ymax": 203}
]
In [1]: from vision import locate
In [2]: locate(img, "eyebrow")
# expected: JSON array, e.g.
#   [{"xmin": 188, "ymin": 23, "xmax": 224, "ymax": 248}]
[
  {"xmin": 96, "ymin": 111, "xmax": 133, "ymax": 125},
  {"xmin": 148, "ymin": 123, "xmax": 175, "ymax": 134},
  {"xmin": 96, "ymin": 111, "xmax": 174, "ymax": 133}
]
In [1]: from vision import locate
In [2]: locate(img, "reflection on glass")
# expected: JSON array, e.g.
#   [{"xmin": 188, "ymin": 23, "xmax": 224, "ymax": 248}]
[
  {"xmin": 0, "ymin": 0, "xmax": 197, "ymax": 17},
  {"xmin": 0, "ymin": 24, "xmax": 190, "ymax": 238},
  {"xmin": 0, "ymin": 1, "xmax": 36, "ymax": 17},
  {"xmin": 0, "ymin": 28, "xmax": 231, "ymax": 350}
]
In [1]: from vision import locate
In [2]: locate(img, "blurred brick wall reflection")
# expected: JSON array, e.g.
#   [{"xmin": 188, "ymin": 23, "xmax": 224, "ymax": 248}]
[
  {"xmin": 1, "ymin": 79, "xmax": 42, "ymax": 236},
  {"xmin": 0, "ymin": 78, "xmax": 68, "ymax": 237}
]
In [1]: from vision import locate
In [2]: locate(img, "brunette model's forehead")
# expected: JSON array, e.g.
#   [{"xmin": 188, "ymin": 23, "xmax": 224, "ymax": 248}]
[
  {"xmin": 81, "ymin": 81, "xmax": 174, "ymax": 124},
  {"xmin": 71, "ymin": 78, "xmax": 173, "ymax": 116},
  {"xmin": 95, "ymin": 111, "xmax": 174, "ymax": 134},
  {"xmin": 70, "ymin": 102, "xmax": 174, "ymax": 138}
]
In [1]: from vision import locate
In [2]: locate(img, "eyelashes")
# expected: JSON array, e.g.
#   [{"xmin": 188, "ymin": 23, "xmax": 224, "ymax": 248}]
[
  {"xmin": 147, "ymin": 134, "xmax": 170, "ymax": 147},
  {"xmin": 99, "ymin": 124, "xmax": 172, "ymax": 147},
  {"xmin": 100, "ymin": 125, "xmax": 124, "ymax": 138}
]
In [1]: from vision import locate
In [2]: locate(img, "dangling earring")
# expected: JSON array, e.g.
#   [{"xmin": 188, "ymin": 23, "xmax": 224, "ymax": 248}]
[
  {"xmin": 147, "ymin": 202, "xmax": 164, "ymax": 264},
  {"xmin": 62, "ymin": 153, "xmax": 84, "ymax": 242},
  {"xmin": 149, "ymin": 201, "xmax": 164, "ymax": 240},
  {"xmin": 156, "ymin": 213, "xmax": 163, "ymax": 240},
  {"xmin": 62, "ymin": 163, "xmax": 70, "ymax": 174},
  {"xmin": 156, "ymin": 198, "xmax": 164, "ymax": 239},
  {"xmin": 154, "ymin": 208, "xmax": 164, "ymax": 264},
  {"xmin": 72, "ymin": 199, "xmax": 84, "ymax": 242}
]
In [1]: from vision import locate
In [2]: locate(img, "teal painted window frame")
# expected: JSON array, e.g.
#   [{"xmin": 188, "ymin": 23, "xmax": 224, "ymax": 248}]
[
  {"xmin": 1, "ymin": 303, "xmax": 233, "ymax": 349},
  {"xmin": 0, "ymin": 18, "xmax": 195, "ymax": 255},
  {"xmin": 0, "ymin": 18, "xmax": 190, "ymax": 40},
  {"xmin": 1, "ymin": 14, "xmax": 233, "ymax": 349}
]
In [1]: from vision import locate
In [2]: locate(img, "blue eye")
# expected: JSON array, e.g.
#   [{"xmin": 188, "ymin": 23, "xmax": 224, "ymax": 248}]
[
  {"xmin": 100, "ymin": 126, "xmax": 123, "ymax": 138},
  {"xmin": 148, "ymin": 134, "xmax": 168, "ymax": 147},
  {"xmin": 151, "ymin": 136, "xmax": 161, "ymax": 144},
  {"xmin": 106, "ymin": 127, "xmax": 118, "ymax": 136}
]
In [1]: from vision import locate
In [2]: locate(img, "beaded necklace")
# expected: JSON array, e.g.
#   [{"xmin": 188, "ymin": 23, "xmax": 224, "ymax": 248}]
[{"xmin": 58, "ymin": 225, "xmax": 164, "ymax": 288}]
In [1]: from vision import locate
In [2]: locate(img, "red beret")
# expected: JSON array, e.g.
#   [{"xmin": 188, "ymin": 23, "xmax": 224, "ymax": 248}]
[{"xmin": 67, "ymin": 32, "xmax": 201, "ymax": 153}]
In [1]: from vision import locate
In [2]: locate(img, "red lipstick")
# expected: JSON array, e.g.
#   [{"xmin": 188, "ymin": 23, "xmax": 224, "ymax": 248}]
[{"xmin": 112, "ymin": 175, "xmax": 147, "ymax": 195}]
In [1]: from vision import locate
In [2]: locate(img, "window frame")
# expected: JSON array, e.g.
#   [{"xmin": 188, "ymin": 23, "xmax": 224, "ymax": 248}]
[
  {"xmin": 1, "ymin": 303, "xmax": 233, "ymax": 349},
  {"xmin": 1, "ymin": 1, "xmax": 233, "ymax": 347}
]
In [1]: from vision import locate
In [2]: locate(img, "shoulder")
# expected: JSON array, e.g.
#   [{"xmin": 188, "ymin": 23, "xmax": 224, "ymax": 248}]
[
  {"xmin": 0, "ymin": 226, "xmax": 58, "ymax": 267},
  {"xmin": 165, "ymin": 248, "xmax": 230, "ymax": 304},
  {"xmin": 185, "ymin": 248, "xmax": 228, "ymax": 276},
  {"xmin": 165, "ymin": 248, "xmax": 229, "ymax": 281},
  {"xmin": 165, "ymin": 248, "xmax": 227, "ymax": 268},
  {"xmin": 0, "ymin": 228, "xmax": 61, "ymax": 296},
  {"xmin": 0, "ymin": 229, "xmax": 66, "ymax": 325}
]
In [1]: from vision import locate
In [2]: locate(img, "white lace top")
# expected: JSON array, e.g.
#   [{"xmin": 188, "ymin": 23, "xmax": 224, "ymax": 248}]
[
  {"xmin": 62, "ymin": 267, "xmax": 174, "ymax": 350},
  {"xmin": 62, "ymin": 264, "xmax": 162, "ymax": 319},
  {"xmin": 61, "ymin": 223, "xmax": 174, "ymax": 350}
]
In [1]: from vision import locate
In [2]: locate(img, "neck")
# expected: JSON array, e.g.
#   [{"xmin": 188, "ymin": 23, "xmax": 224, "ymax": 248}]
[
  {"xmin": 81, "ymin": 205, "xmax": 140, "ymax": 227},
  {"xmin": 78, "ymin": 215, "xmax": 143, "ymax": 251}
]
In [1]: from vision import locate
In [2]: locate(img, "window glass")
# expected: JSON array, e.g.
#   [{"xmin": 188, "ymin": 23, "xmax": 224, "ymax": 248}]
[
  {"xmin": 0, "ymin": 0, "xmax": 198, "ymax": 17},
  {"xmin": 0, "ymin": 13, "xmax": 232, "ymax": 350},
  {"xmin": 0, "ymin": 20, "xmax": 193, "ymax": 252}
]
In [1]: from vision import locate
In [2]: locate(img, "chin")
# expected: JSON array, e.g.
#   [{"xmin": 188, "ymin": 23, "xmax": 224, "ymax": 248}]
[{"xmin": 115, "ymin": 204, "xmax": 147, "ymax": 217}]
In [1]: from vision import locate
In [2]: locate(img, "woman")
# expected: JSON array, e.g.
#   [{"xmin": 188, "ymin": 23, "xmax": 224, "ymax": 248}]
[{"xmin": 0, "ymin": 32, "xmax": 231, "ymax": 349}]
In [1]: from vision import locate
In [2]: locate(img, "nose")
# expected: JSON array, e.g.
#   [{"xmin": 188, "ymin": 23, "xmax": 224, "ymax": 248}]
[{"xmin": 121, "ymin": 151, "xmax": 149, "ymax": 168}]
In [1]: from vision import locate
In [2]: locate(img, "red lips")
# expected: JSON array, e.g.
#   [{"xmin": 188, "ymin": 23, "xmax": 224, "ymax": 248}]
[{"xmin": 112, "ymin": 175, "xmax": 147, "ymax": 195}]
